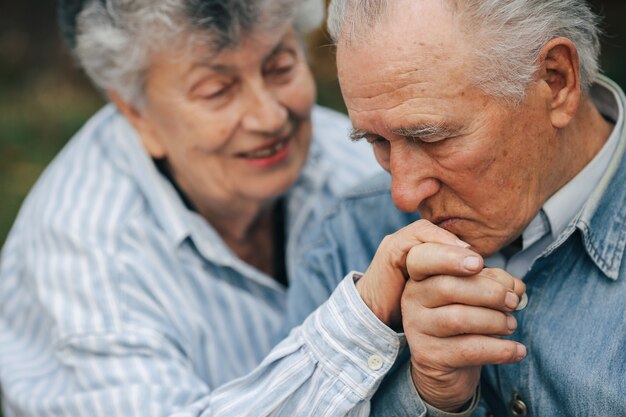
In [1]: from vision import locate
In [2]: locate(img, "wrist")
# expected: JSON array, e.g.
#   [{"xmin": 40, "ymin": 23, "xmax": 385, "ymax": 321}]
[
  {"xmin": 410, "ymin": 362, "xmax": 477, "ymax": 412},
  {"xmin": 354, "ymin": 273, "xmax": 402, "ymax": 329}
]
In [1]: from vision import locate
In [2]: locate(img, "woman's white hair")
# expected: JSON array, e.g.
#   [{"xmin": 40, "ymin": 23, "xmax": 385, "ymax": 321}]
[
  {"xmin": 328, "ymin": 0, "xmax": 602, "ymax": 103},
  {"xmin": 70, "ymin": 0, "xmax": 325, "ymax": 105}
]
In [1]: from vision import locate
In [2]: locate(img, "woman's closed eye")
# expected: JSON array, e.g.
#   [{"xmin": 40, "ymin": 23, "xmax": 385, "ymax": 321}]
[
  {"xmin": 195, "ymin": 80, "xmax": 236, "ymax": 100},
  {"xmin": 264, "ymin": 50, "xmax": 297, "ymax": 80}
]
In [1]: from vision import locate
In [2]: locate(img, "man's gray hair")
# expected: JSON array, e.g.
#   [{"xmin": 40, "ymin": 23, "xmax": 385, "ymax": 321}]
[
  {"xmin": 328, "ymin": 0, "xmax": 601, "ymax": 102},
  {"xmin": 70, "ymin": 0, "xmax": 325, "ymax": 105}
]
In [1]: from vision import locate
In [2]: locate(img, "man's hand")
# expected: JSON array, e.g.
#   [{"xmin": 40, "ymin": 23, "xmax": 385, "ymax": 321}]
[
  {"xmin": 402, "ymin": 265, "xmax": 527, "ymax": 412},
  {"xmin": 355, "ymin": 219, "xmax": 484, "ymax": 329}
]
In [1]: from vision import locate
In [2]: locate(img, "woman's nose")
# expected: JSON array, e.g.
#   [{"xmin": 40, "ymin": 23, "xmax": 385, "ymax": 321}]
[{"xmin": 241, "ymin": 84, "xmax": 288, "ymax": 134}]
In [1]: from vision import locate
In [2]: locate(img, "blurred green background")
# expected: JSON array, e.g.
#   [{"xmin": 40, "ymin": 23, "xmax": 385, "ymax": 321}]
[{"xmin": 1, "ymin": 0, "xmax": 625, "ymax": 248}]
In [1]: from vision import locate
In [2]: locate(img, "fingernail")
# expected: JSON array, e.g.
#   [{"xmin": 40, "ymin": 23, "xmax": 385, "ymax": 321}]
[
  {"xmin": 462, "ymin": 256, "xmax": 481, "ymax": 270},
  {"xmin": 505, "ymin": 291, "xmax": 519, "ymax": 309},
  {"xmin": 455, "ymin": 239, "xmax": 471, "ymax": 248},
  {"xmin": 516, "ymin": 343, "xmax": 527, "ymax": 360},
  {"xmin": 507, "ymin": 315, "xmax": 517, "ymax": 331},
  {"xmin": 515, "ymin": 293, "xmax": 529, "ymax": 311}
]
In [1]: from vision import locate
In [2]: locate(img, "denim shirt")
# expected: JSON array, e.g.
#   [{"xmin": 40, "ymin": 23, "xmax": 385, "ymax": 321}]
[{"xmin": 288, "ymin": 76, "xmax": 626, "ymax": 416}]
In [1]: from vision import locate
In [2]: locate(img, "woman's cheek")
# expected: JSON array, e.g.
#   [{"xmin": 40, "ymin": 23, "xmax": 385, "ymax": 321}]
[{"xmin": 284, "ymin": 69, "xmax": 316, "ymax": 116}]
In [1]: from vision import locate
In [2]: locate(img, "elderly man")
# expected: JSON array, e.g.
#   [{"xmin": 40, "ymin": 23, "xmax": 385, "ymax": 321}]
[{"xmin": 288, "ymin": 0, "xmax": 626, "ymax": 415}]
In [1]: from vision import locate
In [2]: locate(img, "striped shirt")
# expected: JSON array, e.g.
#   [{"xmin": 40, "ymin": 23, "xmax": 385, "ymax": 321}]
[{"xmin": 0, "ymin": 105, "xmax": 402, "ymax": 416}]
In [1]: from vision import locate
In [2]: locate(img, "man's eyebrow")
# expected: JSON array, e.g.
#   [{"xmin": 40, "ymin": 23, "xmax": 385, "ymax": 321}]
[
  {"xmin": 349, "ymin": 128, "xmax": 370, "ymax": 142},
  {"xmin": 391, "ymin": 123, "xmax": 461, "ymax": 140},
  {"xmin": 350, "ymin": 124, "xmax": 461, "ymax": 142}
]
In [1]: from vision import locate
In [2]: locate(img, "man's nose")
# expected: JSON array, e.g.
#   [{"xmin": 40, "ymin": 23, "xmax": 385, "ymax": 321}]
[
  {"xmin": 389, "ymin": 147, "xmax": 440, "ymax": 212},
  {"xmin": 241, "ymin": 83, "xmax": 288, "ymax": 134}
]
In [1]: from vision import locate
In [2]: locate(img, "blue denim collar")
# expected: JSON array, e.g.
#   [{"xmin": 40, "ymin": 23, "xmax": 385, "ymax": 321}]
[{"xmin": 575, "ymin": 76, "xmax": 626, "ymax": 280}]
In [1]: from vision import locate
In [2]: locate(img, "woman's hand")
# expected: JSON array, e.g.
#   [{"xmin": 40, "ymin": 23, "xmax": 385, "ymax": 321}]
[{"xmin": 355, "ymin": 219, "xmax": 484, "ymax": 328}]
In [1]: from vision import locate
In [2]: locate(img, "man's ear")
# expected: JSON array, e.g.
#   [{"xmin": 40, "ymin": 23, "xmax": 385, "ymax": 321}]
[
  {"xmin": 537, "ymin": 37, "xmax": 581, "ymax": 129},
  {"xmin": 108, "ymin": 90, "xmax": 167, "ymax": 158}
]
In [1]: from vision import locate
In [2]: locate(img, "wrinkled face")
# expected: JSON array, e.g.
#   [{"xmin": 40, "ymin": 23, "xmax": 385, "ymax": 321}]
[
  {"xmin": 135, "ymin": 25, "xmax": 315, "ymax": 212},
  {"xmin": 337, "ymin": 1, "xmax": 562, "ymax": 256}
]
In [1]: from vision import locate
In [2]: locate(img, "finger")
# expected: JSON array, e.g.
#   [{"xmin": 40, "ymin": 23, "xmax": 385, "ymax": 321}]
[
  {"xmin": 406, "ymin": 242, "xmax": 483, "ymax": 282},
  {"xmin": 513, "ymin": 276, "xmax": 527, "ymax": 298},
  {"xmin": 480, "ymin": 268, "xmax": 525, "ymax": 295},
  {"xmin": 405, "ymin": 273, "xmax": 519, "ymax": 311},
  {"xmin": 381, "ymin": 220, "xmax": 471, "ymax": 268},
  {"xmin": 413, "ymin": 334, "xmax": 527, "ymax": 369},
  {"xmin": 400, "ymin": 219, "xmax": 470, "ymax": 247},
  {"xmin": 406, "ymin": 304, "xmax": 517, "ymax": 337}
]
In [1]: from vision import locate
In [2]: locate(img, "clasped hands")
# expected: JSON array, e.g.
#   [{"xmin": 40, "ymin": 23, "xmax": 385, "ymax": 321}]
[{"xmin": 355, "ymin": 220, "xmax": 527, "ymax": 412}]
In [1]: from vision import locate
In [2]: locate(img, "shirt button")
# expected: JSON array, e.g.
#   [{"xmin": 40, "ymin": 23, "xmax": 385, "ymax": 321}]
[
  {"xmin": 367, "ymin": 354, "xmax": 384, "ymax": 371},
  {"xmin": 511, "ymin": 392, "xmax": 528, "ymax": 416}
]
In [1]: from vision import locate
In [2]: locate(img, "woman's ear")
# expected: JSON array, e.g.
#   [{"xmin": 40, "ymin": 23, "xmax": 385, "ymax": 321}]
[
  {"xmin": 108, "ymin": 90, "xmax": 167, "ymax": 158},
  {"xmin": 536, "ymin": 37, "xmax": 581, "ymax": 129}
]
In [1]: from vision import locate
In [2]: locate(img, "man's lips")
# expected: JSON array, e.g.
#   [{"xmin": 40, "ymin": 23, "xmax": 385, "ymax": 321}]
[{"xmin": 431, "ymin": 217, "xmax": 461, "ymax": 229}]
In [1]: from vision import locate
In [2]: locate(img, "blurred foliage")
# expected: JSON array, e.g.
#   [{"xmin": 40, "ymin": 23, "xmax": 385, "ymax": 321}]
[
  {"xmin": 1, "ymin": 0, "xmax": 626, "ymax": 250},
  {"xmin": 0, "ymin": 73, "xmax": 103, "ymax": 244}
]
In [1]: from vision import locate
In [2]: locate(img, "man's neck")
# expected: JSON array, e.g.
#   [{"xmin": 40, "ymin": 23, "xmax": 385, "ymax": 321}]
[{"xmin": 552, "ymin": 97, "xmax": 615, "ymax": 197}]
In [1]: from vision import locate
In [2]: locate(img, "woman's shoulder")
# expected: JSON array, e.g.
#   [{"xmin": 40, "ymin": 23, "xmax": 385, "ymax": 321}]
[
  {"xmin": 1, "ymin": 106, "xmax": 192, "ymax": 339},
  {"xmin": 7, "ymin": 105, "xmax": 157, "ymax": 251}
]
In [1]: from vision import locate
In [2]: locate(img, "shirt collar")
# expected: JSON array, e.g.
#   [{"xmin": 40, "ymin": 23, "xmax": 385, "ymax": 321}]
[
  {"xmin": 520, "ymin": 211, "xmax": 550, "ymax": 250},
  {"xmin": 542, "ymin": 78, "xmax": 623, "ymax": 241},
  {"xmin": 574, "ymin": 75, "xmax": 626, "ymax": 280},
  {"xmin": 113, "ymin": 112, "xmax": 192, "ymax": 246}
]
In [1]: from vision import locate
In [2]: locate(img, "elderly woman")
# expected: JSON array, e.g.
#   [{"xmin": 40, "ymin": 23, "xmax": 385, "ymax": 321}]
[{"xmin": 0, "ymin": 0, "xmax": 381, "ymax": 415}]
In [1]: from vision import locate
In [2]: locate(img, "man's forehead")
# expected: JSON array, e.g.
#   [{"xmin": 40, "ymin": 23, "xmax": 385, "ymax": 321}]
[
  {"xmin": 337, "ymin": 48, "xmax": 472, "ymax": 119},
  {"xmin": 336, "ymin": 0, "xmax": 469, "ymax": 98}
]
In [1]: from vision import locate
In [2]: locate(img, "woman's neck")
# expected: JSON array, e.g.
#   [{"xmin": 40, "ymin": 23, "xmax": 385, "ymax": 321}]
[
  {"xmin": 201, "ymin": 199, "xmax": 279, "ymax": 276},
  {"xmin": 153, "ymin": 159, "xmax": 282, "ymax": 276}
]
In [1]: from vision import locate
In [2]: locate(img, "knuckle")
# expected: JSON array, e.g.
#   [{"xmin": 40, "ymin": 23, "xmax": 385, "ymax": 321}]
[
  {"xmin": 484, "ymin": 268, "xmax": 515, "ymax": 289},
  {"xmin": 487, "ymin": 285, "xmax": 509, "ymax": 306},
  {"xmin": 443, "ymin": 305, "xmax": 467, "ymax": 334},
  {"xmin": 458, "ymin": 344, "xmax": 482, "ymax": 364},
  {"xmin": 378, "ymin": 234, "xmax": 403, "ymax": 261},
  {"xmin": 436, "ymin": 275, "xmax": 458, "ymax": 301},
  {"xmin": 504, "ymin": 276, "xmax": 516, "ymax": 290},
  {"xmin": 499, "ymin": 342, "xmax": 519, "ymax": 362},
  {"xmin": 499, "ymin": 313, "xmax": 513, "ymax": 333},
  {"xmin": 406, "ymin": 243, "xmax": 421, "ymax": 259},
  {"xmin": 481, "ymin": 268, "xmax": 498, "ymax": 278},
  {"xmin": 380, "ymin": 234, "xmax": 395, "ymax": 249},
  {"xmin": 428, "ymin": 275, "xmax": 455, "ymax": 303},
  {"xmin": 414, "ymin": 219, "xmax": 434, "ymax": 230}
]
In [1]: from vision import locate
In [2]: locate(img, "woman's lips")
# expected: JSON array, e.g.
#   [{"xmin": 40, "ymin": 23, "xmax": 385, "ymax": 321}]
[
  {"xmin": 236, "ymin": 137, "xmax": 292, "ymax": 168},
  {"xmin": 237, "ymin": 137, "xmax": 290, "ymax": 158}
]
